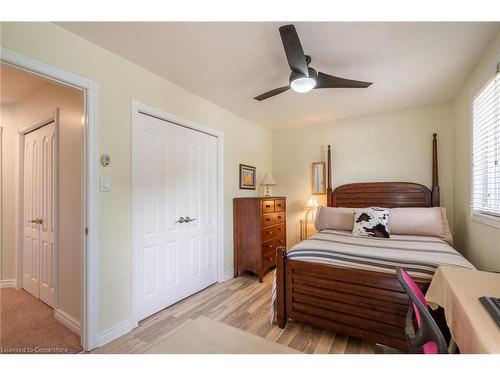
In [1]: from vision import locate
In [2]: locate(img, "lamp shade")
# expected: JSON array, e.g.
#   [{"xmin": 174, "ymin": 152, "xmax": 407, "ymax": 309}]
[
  {"xmin": 261, "ymin": 173, "xmax": 276, "ymax": 186},
  {"xmin": 305, "ymin": 195, "xmax": 320, "ymax": 209}
]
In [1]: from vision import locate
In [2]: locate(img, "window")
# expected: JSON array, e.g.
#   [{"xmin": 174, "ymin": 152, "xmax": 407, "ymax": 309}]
[{"xmin": 472, "ymin": 67, "xmax": 500, "ymax": 224}]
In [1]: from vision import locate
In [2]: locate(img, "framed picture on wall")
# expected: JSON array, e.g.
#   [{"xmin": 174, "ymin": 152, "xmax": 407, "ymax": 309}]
[{"xmin": 239, "ymin": 164, "xmax": 256, "ymax": 190}]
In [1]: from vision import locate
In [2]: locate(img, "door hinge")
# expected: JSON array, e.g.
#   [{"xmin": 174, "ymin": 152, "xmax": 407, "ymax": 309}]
[{"xmin": 85, "ymin": 227, "xmax": 89, "ymax": 236}]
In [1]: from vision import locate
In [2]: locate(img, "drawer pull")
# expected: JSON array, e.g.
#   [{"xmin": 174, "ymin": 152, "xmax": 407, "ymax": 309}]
[
  {"xmin": 268, "ymin": 231, "xmax": 272, "ymax": 235},
  {"xmin": 266, "ymin": 218, "xmax": 270, "ymax": 221},
  {"xmin": 278, "ymin": 228, "xmax": 282, "ymax": 231},
  {"xmin": 266, "ymin": 204, "xmax": 271, "ymax": 208},
  {"xmin": 277, "ymin": 216, "xmax": 282, "ymax": 219},
  {"xmin": 278, "ymin": 240, "xmax": 284, "ymax": 244},
  {"xmin": 268, "ymin": 244, "xmax": 273, "ymax": 248}
]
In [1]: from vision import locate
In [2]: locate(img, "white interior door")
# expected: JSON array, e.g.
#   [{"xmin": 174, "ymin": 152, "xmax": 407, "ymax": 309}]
[
  {"xmin": 137, "ymin": 113, "xmax": 218, "ymax": 321},
  {"xmin": 22, "ymin": 122, "xmax": 56, "ymax": 307}
]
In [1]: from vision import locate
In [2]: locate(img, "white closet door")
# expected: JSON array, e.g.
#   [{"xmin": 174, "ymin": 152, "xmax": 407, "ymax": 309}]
[
  {"xmin": 23, "ymin": 122, "xmax": 56, "ymax": 307},
  {"xmin": 137, "ymin": 113, "xmax": 217, "ymax": 321}
]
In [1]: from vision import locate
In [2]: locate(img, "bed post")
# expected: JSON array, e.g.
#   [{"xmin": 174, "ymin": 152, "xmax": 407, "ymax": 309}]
[
  {"xmin": 432, "ymin": 133, "xmax": 440, "ymax": 207},
  {"xmin": 327, "ymin": 145, "xmax": 333, "ymax": 207},
  {"xmin": 276, "ymin": 246, "xmax": 287, "ymax": 328}
]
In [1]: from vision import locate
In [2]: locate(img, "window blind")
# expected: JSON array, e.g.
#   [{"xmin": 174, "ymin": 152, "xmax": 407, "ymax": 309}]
[{"xmin": 472, "ymin": 68, "xmax": 500, "ymax": 218}]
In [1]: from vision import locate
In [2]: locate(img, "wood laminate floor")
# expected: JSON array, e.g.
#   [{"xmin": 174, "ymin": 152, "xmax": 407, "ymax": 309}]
[{"xmin": 94, "ymin": 272, "xmax": 396, "ymax": 354}]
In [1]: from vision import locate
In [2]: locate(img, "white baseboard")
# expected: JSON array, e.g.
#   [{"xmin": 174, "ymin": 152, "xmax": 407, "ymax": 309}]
[
  {"xmin": 97, "ymin": 318, "xmax": 137, "ymax": 347},
  {"xmin": 54, "ymin": 309, "xmax": 81, "ymax": 335},
  {"xmin": 223, "ymin": 269, "xmax": 234, "ymax": 282},
  {"xmin": 0, "ymin": 279, "xmax": 16, "ymax": 289}
]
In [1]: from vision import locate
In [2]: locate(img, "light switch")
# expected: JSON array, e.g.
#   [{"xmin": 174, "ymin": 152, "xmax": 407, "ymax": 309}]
[{"xmin": 101, "ymin": 176, "xmax": 111, "ymax": 192}]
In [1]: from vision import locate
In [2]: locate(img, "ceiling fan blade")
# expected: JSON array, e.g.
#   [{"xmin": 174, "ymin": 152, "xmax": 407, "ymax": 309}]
[
  {"xmin": 279, "ymin": 25, "xmax": 309, "ymax": 76},
  {"xmin": 254, "ymin": 86, "xmax": 290, "ymax": 101},
  {"xmin": 315, "ymin": 71, "xmax": 373, "ymax": 89}
]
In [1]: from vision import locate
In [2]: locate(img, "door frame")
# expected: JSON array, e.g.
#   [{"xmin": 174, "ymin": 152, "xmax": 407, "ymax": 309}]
[
  {"xmin": 1, "ymin": 48, "xmax": 100, "ymax": 351},
  {"xmin": 131, "ymin": 99, "xmax": 225, "ymax": 326},
  {"xmin": 17, "ymin": 110, "xmax": 60, "ymax": 306}
]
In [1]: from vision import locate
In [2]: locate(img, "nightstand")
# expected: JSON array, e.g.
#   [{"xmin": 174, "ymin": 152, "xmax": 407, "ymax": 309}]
[{"xmin": 299, "ymin": 219, "xmax": 316, "ymax": 241}]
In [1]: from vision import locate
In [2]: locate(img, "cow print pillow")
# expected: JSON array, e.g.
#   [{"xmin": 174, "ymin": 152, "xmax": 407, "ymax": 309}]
[{"xmin": 352, "ymin": 207, "xmax": 390, "ymax": 238}]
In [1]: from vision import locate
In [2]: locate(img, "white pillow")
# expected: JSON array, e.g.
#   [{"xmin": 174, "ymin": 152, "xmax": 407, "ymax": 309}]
[
  {"xmin": 388, "ymin": 207, "xmax": 453, "ymax": 244},
  {"xmin": 314, "ymin": 206, "xmax": 355, "ymax": 231},
  {"xmin": 352, "ymin": 207, "xmax": 390, "ymax": 238}
]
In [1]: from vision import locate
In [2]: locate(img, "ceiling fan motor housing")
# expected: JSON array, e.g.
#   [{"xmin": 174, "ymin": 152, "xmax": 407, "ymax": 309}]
[{"xmin": 288, "ymin": 67, "xmax": 318, "ymax": 84}]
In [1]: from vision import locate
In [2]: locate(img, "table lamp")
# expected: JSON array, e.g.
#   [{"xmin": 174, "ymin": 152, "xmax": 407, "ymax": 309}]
[
  {"xmin": 304, "ymin": 195, "xmax": 320, "ymax": 221},
  {"xmin": 261, "ymin": 173, "xmax": 276, "ymax": 197}
]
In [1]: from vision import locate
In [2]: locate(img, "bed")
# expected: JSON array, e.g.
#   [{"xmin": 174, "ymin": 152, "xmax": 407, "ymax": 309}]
[{"xmin": 274, "ymin": 134, "xmax": 475, "ymax": 351}]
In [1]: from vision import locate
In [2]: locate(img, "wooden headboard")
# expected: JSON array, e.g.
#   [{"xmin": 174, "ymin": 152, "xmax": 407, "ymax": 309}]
[{"xmin": 327, "ymin": 134, "xmax": 440, "ymax": 208}]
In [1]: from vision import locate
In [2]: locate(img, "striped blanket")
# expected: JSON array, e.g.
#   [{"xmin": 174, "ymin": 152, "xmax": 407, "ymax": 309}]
[{"xmin": 270, "ymin": 229, "xmax": 475, "ymax": 323}]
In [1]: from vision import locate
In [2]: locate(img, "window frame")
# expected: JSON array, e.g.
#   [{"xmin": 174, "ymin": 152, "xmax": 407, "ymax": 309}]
[{"xmin": 469, "ymin": 52, "xmax": 500, "ymax": 229}]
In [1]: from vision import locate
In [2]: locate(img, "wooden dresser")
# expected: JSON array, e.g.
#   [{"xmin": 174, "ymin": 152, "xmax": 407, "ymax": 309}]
[{"xmin": 233, "ymin": 197, "xmax": 286, "ymax": 282}]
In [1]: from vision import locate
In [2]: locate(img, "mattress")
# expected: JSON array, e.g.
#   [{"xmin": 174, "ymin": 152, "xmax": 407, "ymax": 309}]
[{"xmin": 286, "ymin": 229, "xmax": 475, "ymax": 279}]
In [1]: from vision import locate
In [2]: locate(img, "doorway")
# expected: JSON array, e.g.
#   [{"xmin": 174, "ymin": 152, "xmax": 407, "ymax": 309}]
[
  {"xmin": 132, "ymin": 101, "xmax": 224, "ymax": 323},
  {"xmin": 1, "ymin": 48, "xmax": 100, "ymax": 351},
  {"xmin": 0, "ymin": 62, "xmax": 85, "ymax": 352}
]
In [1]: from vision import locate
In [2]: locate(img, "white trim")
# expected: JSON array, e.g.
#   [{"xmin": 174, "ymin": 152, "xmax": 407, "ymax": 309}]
[
  {"xmin": 469, "ymin": 51, "xmax": 500, "ymax": 100},
  {"xmin": 223, "ymin": 270, "xmax": 234, "ymax": 282},
  {"xmin": 468, "ymin": 50, "xmax": 500, "ymax": 231},
  {"xmin": 97, "ymin": 318, "xmax": 136, "ymax": 347},
  {"xmin": 54, "ymin": 309, "xmax": 81, "ymax": 335},
  {"xmin": 471, "ymin": 211, "xmax": 500, "ymax": 229},
  {"xmin": 0, "ymin": 279, "xmax": 17, "ymax": 289},
  {"xmin": 1, "ymin": 47, "xmax": 100, "ymax": 351},
  {"xmin": 130, "ymin": 99, "xmax": 225, "ymax": 328}
]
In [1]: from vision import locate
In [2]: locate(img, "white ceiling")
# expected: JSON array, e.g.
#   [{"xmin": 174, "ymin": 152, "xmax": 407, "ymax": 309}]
[
  {"xmin": 57, "ymin": 22, "xmax": 499, "ymax": 130},
  {"xmin": 0, "ymin": 63, "xmax": 48, "ymax": 104}
]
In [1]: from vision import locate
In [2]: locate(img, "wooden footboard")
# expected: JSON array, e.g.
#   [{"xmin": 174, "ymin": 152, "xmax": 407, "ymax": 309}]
[
  {"xmin": 276, "ymin": 246, "xmax": 287, "ymax": 328},
  {"xmin": 276, "ymin": 247, "xmax": 434, "ymax": 351}
]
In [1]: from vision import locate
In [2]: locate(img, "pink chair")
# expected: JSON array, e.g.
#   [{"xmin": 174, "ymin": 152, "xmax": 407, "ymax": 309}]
[{"xmin": 396, "ymin": 267, "xmax": 448, "ymax": 354}]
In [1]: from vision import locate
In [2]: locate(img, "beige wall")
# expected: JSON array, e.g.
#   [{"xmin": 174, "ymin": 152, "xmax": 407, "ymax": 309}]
[
  {"xmin": 273, "ymin": 103, "xmax": 455, "ymax": 248},
  {"xmin": 453, "ymin": 31, "xmax": 500, "ymax": 272},
  {"xmin": 1, "ymin": 22, "xmax": 273, "ymax": 333},
  {"xmin": 1, "ymin": 81, "xmax": 84, "ymax": 322}
]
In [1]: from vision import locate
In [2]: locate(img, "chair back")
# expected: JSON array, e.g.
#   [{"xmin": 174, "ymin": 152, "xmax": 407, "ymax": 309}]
[{"xmin": 396, "ymin": 267, "xmax": 448, "ymax": 354}]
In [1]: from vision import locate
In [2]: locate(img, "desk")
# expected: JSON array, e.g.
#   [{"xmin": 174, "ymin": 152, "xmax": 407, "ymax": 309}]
[{"xmin": 425, "ymin": 266, "xmax": 500, "ymax": 354}]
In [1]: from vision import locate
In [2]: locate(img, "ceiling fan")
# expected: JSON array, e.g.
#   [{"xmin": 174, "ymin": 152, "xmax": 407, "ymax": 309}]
[{"xmin": 254, "ymin": 24, "xmax": 373, "ymax": 101}]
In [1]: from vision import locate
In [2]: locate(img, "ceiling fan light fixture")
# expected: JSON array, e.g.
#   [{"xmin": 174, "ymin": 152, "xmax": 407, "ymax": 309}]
[
  {"xmin": 253, "ymin": 24, "xmax": 373, "ymax": 101},
  {"xmin": 290, "ymin": 76, "xmax": 316, "ymax": 93}
]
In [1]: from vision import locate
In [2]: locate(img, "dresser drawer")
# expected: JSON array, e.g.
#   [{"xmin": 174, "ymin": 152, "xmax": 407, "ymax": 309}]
[
  {"xmin": 262, "ymin": 212, "xmax": 285, "ymax": 226},
  {"xmin": 261, "ymin": 199, "xmax": 275, "ymax": 213},
  {"xmin": 274, "ymin": 199, "xmax": 286, "ymax": 211},
  {"xmin": 262, "ymin": 252, "xmax": 276, "ymax": 270},
  {"xmin": 273, "ymin": 211, "xmax": 285, "ymax": 224},
  {"xmin": 261, "ymin": 223, "xmax": 285, "ymax": 242},
  {"xmin": 275, "ymin": 236, "xmax": 286, "ymax": 248},
  {"xmin": 262, "ymin": 235, "xmax": 286, "ymax": 256}
]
